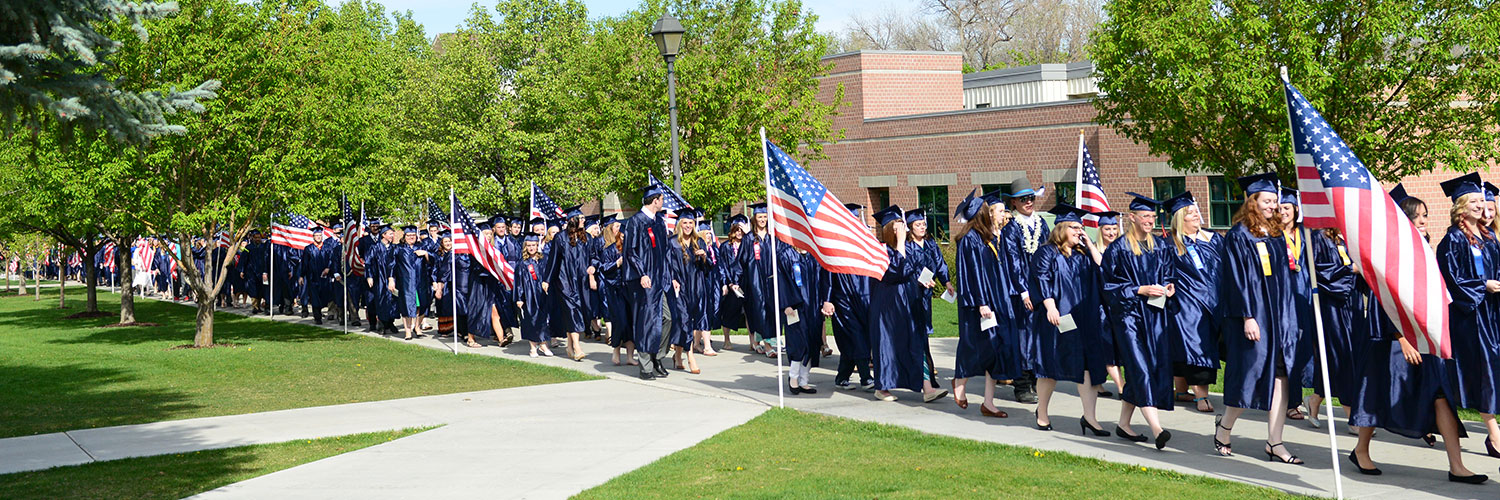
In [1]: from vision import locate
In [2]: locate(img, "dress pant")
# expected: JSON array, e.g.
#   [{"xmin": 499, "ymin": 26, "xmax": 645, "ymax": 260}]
[{"xmin": 635, "ymin": 296, "xmax": 672, "ymax": 375}]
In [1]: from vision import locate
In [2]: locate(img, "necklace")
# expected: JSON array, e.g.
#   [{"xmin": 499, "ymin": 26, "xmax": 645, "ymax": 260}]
[{"xmin": 1017, "ymin": 214, "xmax": 1042, "ymax": 254}]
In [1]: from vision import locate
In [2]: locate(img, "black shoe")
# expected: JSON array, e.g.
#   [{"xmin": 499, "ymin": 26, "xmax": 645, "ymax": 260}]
[
  {"xmin": 1154, "ymin": 430, "xmax": 1172, "ymax": 450},
  {"xmin": 1015, "ymin": 390, "xmax": 1038, "ymax": 404},
  {"xmin": 313, "ymin": 318, "xmax": 323, "ymax": 325},
  {"xmin": 1115, "ymin": 426, "xmax": 1147, "ymax": 443},
  {"xmin": 789, "ymin": 386, "xmax": 803, "ymax": 395},
  {"xmin": 800, "ymin": 387, "xmax": 817, "ymax": 394},
  {"xmin": 1347, "ymin": 451, "xmax": 1382, "ymax": 475},
  {"xmin": 1036, "ymin": 421, "xmax": 1053, "ymax": 431},
  {"xmin": 1264, "ymin": 442, "xmax": 1303, "ymax": 465},
  {"xmin": 1487, "ymin": 438, "xmax": 1500, "ymax": 459},
  {"xmin": 1097, "ymin": 390, "xmax": 1113, "ymax": 398},
  {"xmin": 350, "ymin": 320, "xmax": 361, "ymax": 327},
  {"xmin": 653, "ymin": 361, "xmax": 670, "ymax": 377},
  {"xmin": 1449, "ymin": 472, "xmax": 1488, "ymax": 484},
  {"xmin": 639, "ymin": 371, "xmax": 657, "ymax": 380},
  {"xmin": 1080, "ymin": 417, "xmax": 1109, "ymax": 437}
]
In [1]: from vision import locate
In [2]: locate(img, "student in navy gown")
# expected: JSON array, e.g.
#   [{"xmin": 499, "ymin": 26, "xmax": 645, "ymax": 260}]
[
  {"xmin": 1484, "ymin": 182, "xmax": 1500, "ymax": 455},
  {"xmin": 1031, "ymin": 204, "xmax": 1108, "ymax": 434},
  {"xmin": 1280, "ymin": 189, "xmax": 1315, "ymax": 423},
  {"xmin": 392, "ymin": 226, "xmax": 430, "ymax": 340},
  {"xmin": 431, "ymin": 231, "xmax": 464, "ymax": 343},
  {"xmin": 515, "ymin": 232, "xmax": 554, "ymax": 357},
  {"xmin": 1349, "ymin": 188, "xmax": 1489, "ymax": 484},
  {"xmin": 597, "ymin": 216, "xmax": 635, "ymax": 365},
  {"xmin": 1087, "ymin": 212, "xmax": 1127, "ymax": 397},
  {"xmin": 546, "ymin": 206, "xmax": 591, "ymax": 361},
  {"xmin": 299, "ymin": 228, "xmax": 338, "ymax": 325},
  {"xmin": 697, "ymin": 220, "xmax": 723, "ymax": 356},
  {"xmin": 905, "ymin": 209, "xmax": 949, "ymax": 387},
  {"xmin": 999, "ymin": 178, "xmax": 1049, "ymax": 403},
  {"xmin": 717, "ymin": 215, "xmax": 750, "ymax": 351},
  {"xmin": 739, "ymin": 203, "xmax": 774, "ymax": 356},
  {"xmin": 829, "ymin": 205, "xmax": 875, "ymax": 391},
  {"xmin": 1163, "ymin": 192, "xmax": 1221, "ymax": 414},
  {"xmin": 981, "ymin": 189, "xmax": 1027, "ymax": 392},
  {"xmin": 1212, "ymin": 173, "xmax": 1302, "ymax": 464},
  {"xmin": 774, "ymin": 240, "xmax": 813, "ymax": 393},
  {"xmin": 949, "ymin": 191, "xmax": 1010, "ymax": 417},
  {"xmin": 667, "ymin": 210, "xmax": 707, "ymax": 374},
  {"xmin": 488, "ymin": 216, "xmax": 518, "ymax": 342},
  {"xmin": 868, "ymin": 205, "xmax": 947, "ymax": 403},
  {"xmin": 464, "ymin": 223, "xmax": 496, "ymax": 342},
  {"xmin": 623, "ymin": 186, "xmax": 674, "ymax": 379},
  {"xmin": 1102, "ymin": 193, "xmax": 1176, "ymax": 450},
  {"xmin": 1301, "ymin": 226, "xmax": 1360, "ymax": 428},
  {"xmin": 584, "ymin": 215, "xmax": 606, "ymax": 340},
  {"xmin": 1435, "ymin": 173, "xmax": 1500, "ymax": 458}
]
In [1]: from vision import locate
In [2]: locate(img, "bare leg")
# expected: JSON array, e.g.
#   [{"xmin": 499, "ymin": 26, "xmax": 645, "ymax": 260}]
[
  {"xmin": 1036, "ymin": 378, "xmax": 1057, "ymax": 426},
  {"xmin": 1217, "ymin": 406, "xmax": 1246, "ymax": 453},
  {"xmin": 625, "ymin": 341, "xmax": 637, "ymax": 366},
  {"xmin": 1193, "ymin": 384, "xmax": 1212, "ymax": 411},
  {"xmin": 1483, "ymin": 413, "xmax": 1500, "ymax": 450},
  {"xmin": 1080, "ymin": 372, "xmax": 1099, "ymax": 427},
  {"xmin": 1353, "ymin": 426, "xmax": 1378, "ymax": 469},
  {"xmin": 1436, "ymin": 398, "xmax": 1475, "ymax": 476},
  {"xmin": 721, "ymin": 327, "xmax": 733, "ymax": 349},
  {"xmin": 1174, "ymin": 376, "xmax": 1188, "ymax": 398},
  {"xmin": 1266, "ymin": 376, "xmax": 1296, "ymax": 460},
  {"xmin": 1140, "ymin": 406, "xmax": 1164, "ymax": 438},
  {"xmin": 1306, "ymin": 393, "xmax": 1323, "ymax": 420},
  {"xmin": 1107, "ymin": 365, "xmax": 1124, "ymax": 393},
  {"xmin": 953, "ymin": 377, "xmax": 968, "ymax": 404},
  {"xmin": 981, "ymin": 374, "xmax": 999, "ymax": 412},
  {"xmin": 1118, "ymin": 402, "xmax": 1137, "ymax": 435},
  {"xmin": 686, "ymin": 344, "xmax": 699, "ymax": 372}
]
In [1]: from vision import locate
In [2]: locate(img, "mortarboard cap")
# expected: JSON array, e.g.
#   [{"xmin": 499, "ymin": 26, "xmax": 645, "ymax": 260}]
[
  {"xmin": 955, "ymin": 188, "xmax": 983, "ymax": 221},
  {"xmin": 1439, "ymin": 172, "xmax": 1485, "ymax": 201},
  {"xmin": 476, "ymin": 221, "xmax": 492, "ymax": 231},
  {"xmin": 427, "ymin": 219, "xmax": 442, "ymax": 227},
  {"xmin": 748, "ymin": 202, "xmax": 767, "ymax": 215},
  {"xmin": 843, "ymin": 203, "xmax": 864, "ymax": 217},
  {"xmin": 982, "ymin": 188, "xmax": 1009, "ymax": 206},
  {"xmin": 1164, "ymin": 191, "xmax": 1196, "ymax": 215},
  {"xmin": 584, "ymin": 214, "xmax": 601, "ymax": 227},
  {"xmin": 904, "ymin": 208, "xmax": 927, "ymax": 224},
  {"xmin": 1485, "ymin": 182, "xmax": 1498, "ymax": 202},
  {"xmin": 438, "ymin": 230, "xmax": 452, "ymax": 238},
  {"xmin": 1048, "ymin": 203, "xmax": 1090, "ymax": 225},
  {"xmin": 1388, "ymin": 183, "xmax": 1411, "ymax": 204},
  {"xmin": 697, "ymin": 220, "xmax": 713, "ymax": 232},
  {"xmin": 528, "ymin": 217, "xmax": 545, "ymax": 226},
  {"xmin": 562, "ymin": 204, "xmax": 583, "ymax": 219},
  {"xmin": 1123, "ymin": 192, "xmax": 1160, "ymax": 211},
  {"xmin": 602, "ymin": 214, "xmax": 619, "ymax": 226},
  {"xmin": 1279, "ymin": 188, "xmax": 1300, "ymax": 206},
  {"xmin": 523, "ymin": 231, "xmax": 542, "ymax": 243},
  {"xmin": 402, "ymin": 225, "xmax": 419, "ymax": 235},
  {"xmin": 873, "ymin": 205, "xmax": 904, "ymax": 226},
  {"xmin": 642, "ymin": 185, "xmax": 667, "ymax": 204},
  {"xmin": 1237, "ymin": 173, "xmax": 1281, "ymax": 197},
  {"xmin": 1092, "ymin": 211, "xmax": 1121, "ymax": 226}
]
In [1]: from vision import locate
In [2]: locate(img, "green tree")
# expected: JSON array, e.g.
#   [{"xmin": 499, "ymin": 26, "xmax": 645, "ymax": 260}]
[
  {"xmin": 1, "ymin": 0, "xmax": 220, "ymax": 143},
  {"xmin": 1091, "ymin": 0, "xmax": 1500, "ymax": 180}
]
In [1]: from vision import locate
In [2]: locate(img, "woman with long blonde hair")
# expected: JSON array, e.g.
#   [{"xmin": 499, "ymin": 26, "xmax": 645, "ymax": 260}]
[
  {"xmin": 950, "ymin": 191, "xmax": 1013, "ymax": 417},
  {"xmin": 1102, "ymin": 193, "xmax": 1176, "ymax": 450},
  {"xmin": 1436, "ymin": 174, "xmax": 1500, "ymax": 465},
  {"xmin": 599, "ymin": 216, "xmax": 635, "ymax": 366},
  {"xmin": 1213, "ymin": 173, "xmax": 1301, "ymax": 463},
  {"xmin": 867, "ymin": 205, "xmax": 946, "ymax": 403},
  {"xmin": 667, "ymin": 210, "xmax": 708, "ymax": 374},
  {"xmin": 1088, "ymin": 211, "xmax": 1127, "ymax": 398},
  {"xmin": 1030, "ymin": 204, "xmax": 1107, "ymax": 434},
  {"xmin": 1162, "ymin": 193, "xmax": 1221, "ymax": 414}
]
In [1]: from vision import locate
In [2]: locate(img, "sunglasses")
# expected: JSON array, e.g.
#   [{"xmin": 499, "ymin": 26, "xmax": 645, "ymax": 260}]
[{"xmin": 1015, "ymin": 195, "xmax": 1037, "ymax": 203}]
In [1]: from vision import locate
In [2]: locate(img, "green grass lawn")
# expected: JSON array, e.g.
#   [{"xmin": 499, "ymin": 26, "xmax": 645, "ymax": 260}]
[
  {"xmin": 0, "ymin": 289, "xmax": 596, "ymax": 438},
  {"xmin": 0, "ymin": 427, "xmax": 431, "ymax": 500},
  {"xmin": 575, "ymin": 408, "xmax": 1316, "ymax": 500}
]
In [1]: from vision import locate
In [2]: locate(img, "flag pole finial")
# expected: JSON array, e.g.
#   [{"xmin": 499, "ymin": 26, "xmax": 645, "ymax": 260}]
[{"xmin": 1279, "ymin": 65, "xmax": 1290, "ymax": 83}]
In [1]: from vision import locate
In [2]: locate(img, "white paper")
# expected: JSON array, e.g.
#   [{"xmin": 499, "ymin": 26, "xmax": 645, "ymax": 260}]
[
  {"xmin": 979, "ymin": 315, "xmax": 998, "ymax": 331},
  {"xmin": 1057, "ymin": 313, "xmax": 1077, "ymax": 333},
  {"xmin": 732, "ymin": 287, "xmax": 744, "ymax": 298},
  {"xmin": 918, "ymin": 267, "xmax": 935, "ymax": 286},
  {"xmin": 1147, "ymin": 294, "xmax": 1166, "ymax": 309},
  {"xmin": 785, "ymin": 309, "xmax": 800, "ymax": 325},
  {"xmin": 940, "ymin": 288, "xmax": 957, "ymax": 303}
]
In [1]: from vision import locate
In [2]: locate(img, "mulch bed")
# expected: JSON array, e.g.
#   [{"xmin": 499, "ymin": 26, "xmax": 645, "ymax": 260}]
[
  {"xmin": 99, "ymin": 322, "xmax": 163, "ymax": 328},
  {"xmin": 169, "ymin": 342, "xmax": 238, "ymax": 350},
  {"xmin": 63, "ymin": 311, "xmax": 113, "ymax": 319}
]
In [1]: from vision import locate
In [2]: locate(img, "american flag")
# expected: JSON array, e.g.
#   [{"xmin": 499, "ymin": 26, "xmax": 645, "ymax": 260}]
[
  {"xmin": 215, "ymin": 230, "xmax": 232, "ymax": 249},
  {"xmin": 1285, "ymin": 79, "xmax": 1450, "ymax": 358},
  {"xmin": 764, "ymin": 139, "xmax": 889, "ymax": 279},
  {"xmin": 68, "ymin": 252, "xmax": 80, "ymax": 267},
  {"xmin": 529, "ymin": 182, "xmax": 565, "ymax": 219},
  {"xmin": 427, "ymin": 198, "xmax": 449, "ymax": 228},
  {"xmin": 166, "ymin": 241, "xmax": 181, "ymax": 278},
  {"xmin": 648, "ymin": 173, "xmax": 692, "ymax": 230},
  {"xmin": 452, "ymin": 195, "xmax": 515, "ymax": 288},
  {"xmin": 272, "ymin": 213, "xmax": 317, "ymax": 250},
  {"xmin": 341, "ymin": 197, "xmax": 365, "ymax": 276},
  {"xmin": 102, "ymin": 242, "xmax": 116, "ymax": 269},
  {"xmin": 1075, "ymin": 133, "xmax": 1110, "ymax": 227}
]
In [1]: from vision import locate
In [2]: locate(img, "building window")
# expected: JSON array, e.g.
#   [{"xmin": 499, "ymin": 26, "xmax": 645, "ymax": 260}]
[
  {"xmin": 975, "ymin": 103, "xmax": 991, "ymax": 108},
  {"xmin": 1208, "ymin": 176, "xmax": 1245, "ymax": 229},
  {"xmin": 713, "ymin": 208, "xmax": 730, "ymax": 237},
  {"xmin": 1152, "ymin": 177, "xmax": 1186, "ymax": 229},
  {"xmin": 868, "ymin": 187, "xmax": 890, "ymax": 211},
  {"xmin": 916, "ymin": 186, "xmax": 950, "ymax": 239},
  {"xmin": 1053, "ymin": 182, "xmax": 1076, "ymax": 207},
  {"xmin": 980, "ymin": 184, "xmax": 1004, "ymax": 197}
]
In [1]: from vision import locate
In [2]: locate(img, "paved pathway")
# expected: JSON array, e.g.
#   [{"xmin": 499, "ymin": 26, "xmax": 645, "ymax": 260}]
[{"xmin": 9, "ymin": 291, "xmax": 1500, "ymax": 498}]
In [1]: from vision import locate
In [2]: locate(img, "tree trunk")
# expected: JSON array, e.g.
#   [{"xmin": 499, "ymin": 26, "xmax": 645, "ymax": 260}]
[
  {"xmin": 34, "ymin": 265, "xmax": 40, "ymax": 300},
  {"xmin": 119, "ymin": 258, "xmax": 136, "ymax": 324},
  {"xmin": 58, "ymin": 273, "xmax": 66, "ymax": 308},
  {"xmin": 194, "ymin": 299, "xmax": 215, "ymax": 347}
]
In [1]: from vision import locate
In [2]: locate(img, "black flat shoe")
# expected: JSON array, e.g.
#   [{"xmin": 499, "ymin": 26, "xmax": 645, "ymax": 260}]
[
  {"xmin": 1449, "ymin": 472, "xmax": 1488, "ymax": 484},
  {"xmin": 1115, "ymin": 426, "xmax": 1147, "ymax": 443},
  {"xmin": 639, "ymin": 371, "xmax": 656, "ymax": 380},
  {"xmin": 1154, "ymin": 430, "xmax": 1172, "ymax": 450},
  {"xmin": 1097, "ymin": 390, "xmax": 1113, "ymax": 398},
  {"xmin": 1347, "ymin": 451, "xmax": 1381, "ymax": 475},
  {"xmin": 800, "ymin": 387, "xmax": 817, "ymax": 394},
  {"xmin": 1036, "ymin": 421, "xmax": 1053, "ymax": 431},
  {"xmin": 1080, "ymin": 417, "xmax": 1109, "ymax": 437},
  {"xmin": 789, "ymin": 386, "xmax": 803, "ymax": 395},
  {"xmin": 1487, "ymin": 438, "xmax": 1500, "ymax": 459}
]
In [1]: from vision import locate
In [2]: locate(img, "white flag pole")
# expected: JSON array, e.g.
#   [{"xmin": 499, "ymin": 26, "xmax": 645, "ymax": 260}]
[
  {"xmin": 269, "ymin": 223, "xmax": 276, "ymax": 320},
  {"xmin": 343, "ymin": 196, "xmax": 350, "ymax": 335},
  {"xmin": 760, "ymin": 127, "xmax": 785, "ymax": 409},
  {"xmin": 450, "ymin": 188, "xmax": 460, "ymax": 355},
  {"xmin": 1281, "ymin": 65, "xmax": 1343, "ymax": 500}
]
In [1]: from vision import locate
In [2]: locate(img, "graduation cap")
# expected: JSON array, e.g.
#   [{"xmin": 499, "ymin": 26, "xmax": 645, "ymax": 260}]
[
  {"xmin": 477, "ymin": 221, "xmax": 493, "ymax": 231},
  {"xmin": 562, "ymin": 204, "xmax": 583, "ymax": 219},
  {"xmin": 955, "ymin": 188, "xmax": 984, "ymax": 221},
  {"xmin": 982, "ymin": 188, "xmax": 1009, "ymax": 206},
  {"xmin": 1388, "ymin": 183, "xmax": 1411, "ymax": 204},
  {"xmin": 1439, "ymin": 172, "xmax": 1484, "ymax": 201},
  {"xmin": 873, "ymin": 205, "xmax": 904, "ymax": 226},
  {"xmin": 547, "ymin": 219, "xmax": 564, "ymax": 230},
  {"xmin": 438, "ymin": 229, "xmax": 452, "ymax": 239},
  {"xmin": 748, "ymin": 202, "xmax": 767, "ymax": 215},
  {"xmin": 1048, "ymin": 203, "xmax": 1090, "ymax": 225},
  {"xmin": 248, "ymin": 229, "xmax": 261, "ymax": 236},
  {"xmin": 1486, "ymin": 182, "xmax": 1498, "ymax": 202},
  {"xmin": 1279, "ymin": 188, "xmax": 1300, "ymax": 206},
  {"xmin": 697, "ymin": 220, "xmax": 713, "ymax": 232},
  {"xmin": 584, "ymin": 214, "xmax": 601, "ymax": 227},
  {"xmin": 1237, "ymin": 173, "xmax": 1280, "ymax": 197},
  {"xmin": 843, "ymin": 203, "xmax": 864, "ymax": 217},
  {"xmin": 676, "ymin": 208, "xmax": 698, "ymax": 220},
  {"xmin": 402, "ymin": 225, "xmax": 419, "ymax": 235},
  {"xmin": 602, "ymin": 214, "xmax": 619, "ymax": 226},
  {"xmin": 330, "ymin": 223, "xmax": 343, "ymax": 230},
  {"xmin": 727, "ymin": 214, "xmax": 749, "ymax": 231},
  {"xmin": 426, "ymin": 219, "xmax": 442, "ymax": 227},
  {"xmin": 487, "ymin": 215, "xmax": 507, "ymax": 227},
  {"xmin": 905, "ymin": 208, "xmax": 927, "ymax": 224},
  {"xmin": 528, "ymin": 217, "xmax": 545, "ymax": 227},
  {"xmin": 1123, "ymin": 192, "xmax": 1161, "ymax": 211},
  {"xmin": 379, "ymin": 225, "xmax": 396, "ymax": 235},
  {"xmin": 366, "ymin": 217, "xmax": 383, "ymax": 226},
  {"xmin": 1163, "ymin": 191, "xmax": 1196, "ymax": 215},
  {"xmin": 522, "ymin": 231, "xmax": 542, "ymax": 243},
  {"xmin": 1092, "ymin": 211, "xmax": 1121, "ymax": 226},
  {"xmin": 642, "ymin": 185, "xmax": 667, "ymax": 204}
]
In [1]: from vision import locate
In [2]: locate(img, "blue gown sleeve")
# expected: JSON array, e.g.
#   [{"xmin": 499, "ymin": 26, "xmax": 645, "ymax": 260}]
[
  {"xmin": 1102, "ymin": 244, "xmax": 1139, "ymax": 306},
  {"xmin": 1218, "ymin": 228, "xmax": 1260, "ymax": 319},
  {"xmin": 1438, "ymin": 230, "xmax": 1486, "ymax": 311},
  {"xmin": 1032, "ymin": 245, "xmax": 1059, "ymax": 303},
  {"xmin": 929, "ymin": 242, "xmax": 950, "ymax": 286}
]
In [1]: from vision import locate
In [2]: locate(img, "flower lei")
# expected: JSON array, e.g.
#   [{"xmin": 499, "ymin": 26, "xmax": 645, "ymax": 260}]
[{"xmin": 1018, "ymin": 214, "xmax": 1043, "ymax": 255}]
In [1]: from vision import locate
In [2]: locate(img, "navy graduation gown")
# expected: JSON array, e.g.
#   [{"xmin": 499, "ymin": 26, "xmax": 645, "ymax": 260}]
[
  {"xmin": 393, "ymin": 243, "xmax": 422, "ymax": 318},
  {"xmin": 1030, "ymin": 243, "xmax": 1104, "ymax": 384},
  {"xmin": 546, "ymin": 235, "xmax": 591, "ymax": 334},
  {"xmin": 1437, "ymin": 227, "xmax": 1500, "ymax": 414},
  {"xmin": 829, "ymin": 271, "xmax": 872, "ymax": 364},
  {"xmin": 774, "ymin": 245, "xmax": 811, "ymax": 363},
  {"xmin": 1349, "ymin": 281, "xmax": 1464, "ymax": 439},
  {"xmin": 869, "ymin": 246, "xmax": 924, "ymax": 392},
  {"xmin": 905, "ymin": 238, "xmax": 949, "ymax": 338},
  {"xmin": 738, "ymin": 232, "xmax": 772, "ymax": 338},
  {"xmin": 584, "ymin": 236, "xmax": 604, "ymax": 322},
  {"xmin": 664, "ymin": 238, "xmax": 692, "ymax": 347},
  {"xmin": 516, "ymin": 256, "xmax": 551, "ymax": 342},
  {"xmin": 1102, "ymin": 235, "xmax": 1176, "ymax": 409},
  {"xmin": 622, "ymin": 210, "xmax": 671, "ymax": 354},
  {"xmin": 1217, "ymin": 224, "xmax": 1298, "ymax": 411},
  {"xmin": 1286, "ymin": 228, "xmax": 1320, "ymax": 392},
  {"xmin": 597, "ymin": 242, "xmax": 631, "ymax": 347},
  {"xmin": 300, "ymin": 241, "xmax": 337, "ymax": 309},
  {"xmin": 718, "ymin": 240, "xmax": 749, "ymax": 330},
  {"xmin": 672, "ymin": 238, "xmax": 714, "ymax": 334},
  {"xmin": 1307, "ymin": 230, "xmax": 1362, "ymax": 400},
  {"xmin": 465, "ymin": 254, "xmax": 495, "ymax": 338},
  {"xmin": 953, "ymin": 229, "xmax": 1006, "ymax": 379},
  {"xmin": 1001, "ymin": 215, "xmax": 1051, "ymax": 370},
  {"xmin": 1167, "ymin": 232, "xmax": 1222, "ymax": 369},
  {"xmin": 704, "ymin": 242, "xmax": 723, "ymax": 331},
  {"xmin": 417, "ymin": 237, "xmax": 437, "ymax": 314},
  {"xmin": 432, "ymin": 250, "xmax": 455, "ymax": 315},
  {"xmin": 244, "ymin": 241, "xmax": 268, "ymax": 298}
]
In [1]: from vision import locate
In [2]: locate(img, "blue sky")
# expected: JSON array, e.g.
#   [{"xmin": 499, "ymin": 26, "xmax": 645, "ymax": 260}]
[{"xmin": 374, "ymin": 0, "xmax": 912, "ymax": 36}]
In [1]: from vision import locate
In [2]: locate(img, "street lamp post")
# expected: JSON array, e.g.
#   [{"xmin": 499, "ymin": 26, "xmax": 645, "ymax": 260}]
[{"xmin": 650, "ymin": 13, "xmax": 685, "ymax": 192}]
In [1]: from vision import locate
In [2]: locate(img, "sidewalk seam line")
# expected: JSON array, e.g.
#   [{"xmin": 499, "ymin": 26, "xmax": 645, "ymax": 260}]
[{"xmin": 61, "ymin": 430, "xmax": 97, "ymax": 462}]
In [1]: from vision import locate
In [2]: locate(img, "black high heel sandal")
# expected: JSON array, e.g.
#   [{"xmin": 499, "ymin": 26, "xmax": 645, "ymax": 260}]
[
  {"xmin": 1264, "ymin": 442, "xmax": 1303, "ymax": 465},
  {"xmin": 1213, "ymin": 415, "xmax": 1233, "ymax": 456},
  {"xmin": 1080, "ymin": 417, "xmax": 1109, "ymax": 437}
]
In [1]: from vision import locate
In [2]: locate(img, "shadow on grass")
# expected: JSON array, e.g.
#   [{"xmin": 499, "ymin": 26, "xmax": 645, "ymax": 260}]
[
  {"xmin": 0, "ymin": 444, "xmax": 264, "ymax": 500},
  {"xmin": 29, "ymin": 301, "xmax": 350, "ymax": 347},
  {"xmin": 0, "ymin": 362, "xmax": 200, "ymax": 438}
]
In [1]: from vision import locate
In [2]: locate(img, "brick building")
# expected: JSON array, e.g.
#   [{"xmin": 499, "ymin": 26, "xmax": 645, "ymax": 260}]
[{"xmin": 808, "ymin": 50, "xmax": 1491, "ymax": 239}]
